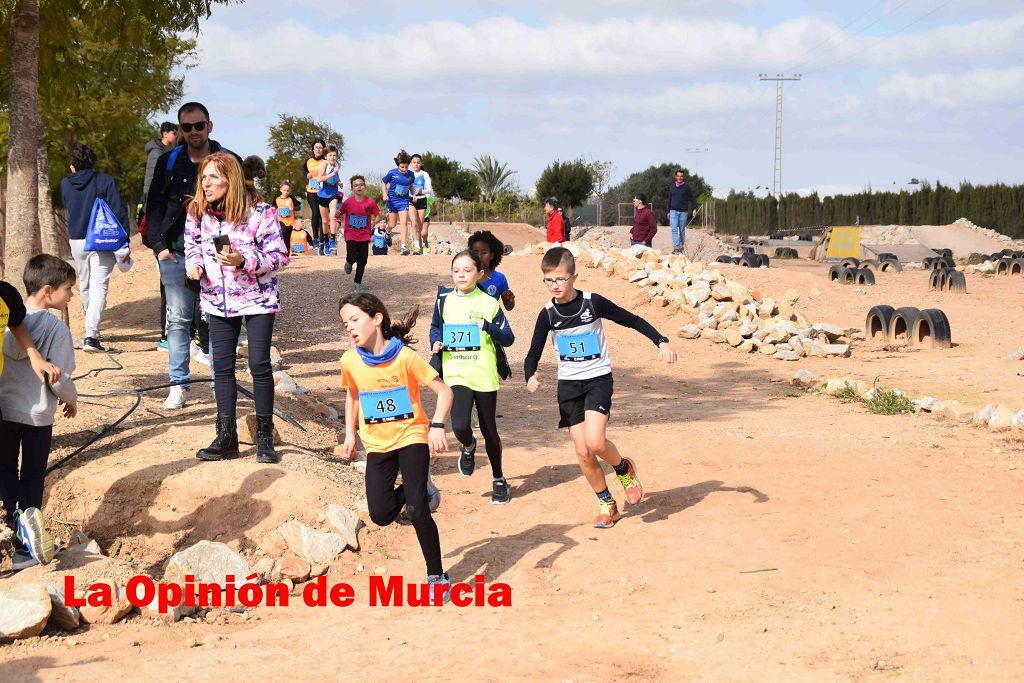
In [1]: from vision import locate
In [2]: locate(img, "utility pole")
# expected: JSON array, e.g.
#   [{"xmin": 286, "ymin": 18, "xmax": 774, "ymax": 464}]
[
  {"xmin": 758, "ymin": 74, "xmax": 801, "ymax": 199},
  {"xmin": 684, "ymin": 147, "xmax": 709, "ymax": 171}
]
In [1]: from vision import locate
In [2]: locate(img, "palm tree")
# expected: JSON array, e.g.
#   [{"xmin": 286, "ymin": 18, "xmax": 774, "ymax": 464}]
[{"xmin": 472, "ymin": 155, "xmax": 516, "ymax": 203}]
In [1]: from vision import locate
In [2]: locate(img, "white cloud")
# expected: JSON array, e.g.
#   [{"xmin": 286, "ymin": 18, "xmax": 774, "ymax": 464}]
[{"xmin": 878, "ymin": 66, "xmax": 1024, "ymax": 109}]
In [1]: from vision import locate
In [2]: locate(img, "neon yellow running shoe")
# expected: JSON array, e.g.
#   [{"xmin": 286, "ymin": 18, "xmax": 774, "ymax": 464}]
[
  {"xmin": 616, "ymin": 457, "xmax": 644, "ymax": 505},
  {"xmin": 594, "ymin": 498, "xmax": 621, "ymax": 529}
]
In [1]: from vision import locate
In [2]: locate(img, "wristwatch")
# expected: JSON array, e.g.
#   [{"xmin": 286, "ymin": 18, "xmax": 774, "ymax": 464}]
[
  {"xmin": 657, "ymin": 336, "xmax": 670, "ymax": 345},
  {"xmin": 429, "ymin": 422, "xmax": 446, "ymax": 429}
]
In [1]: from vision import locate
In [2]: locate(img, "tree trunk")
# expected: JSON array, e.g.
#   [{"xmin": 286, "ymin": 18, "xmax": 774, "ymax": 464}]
[
  {"xmin": 37, "ymin": 107, "xmax": 60, "ymax": 258},
  {"xmin": 3, "ymin": 0, "xmax": 41, "ymax": 291}
]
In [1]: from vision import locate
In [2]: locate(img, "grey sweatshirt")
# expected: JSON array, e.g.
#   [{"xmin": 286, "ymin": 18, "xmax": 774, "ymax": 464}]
[{"xmin": 0, "ymin": 308, "xmax": 77, "ymax": 426}]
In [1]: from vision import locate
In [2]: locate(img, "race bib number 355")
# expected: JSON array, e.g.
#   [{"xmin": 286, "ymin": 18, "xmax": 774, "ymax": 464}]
[
  {"xmin": 359, "ymin": 387, "xmax": 414, "ymax": 424},
  {"xmin": 555, "ymin": 331, "xmax": 600, "ymax": 361},
  {"xmin": 443, "ymin": 323, "xmax": 481, "ymax": 351}
]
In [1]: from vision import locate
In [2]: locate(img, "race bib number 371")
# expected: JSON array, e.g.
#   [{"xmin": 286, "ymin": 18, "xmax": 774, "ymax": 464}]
[
  {"xmin": 443, "ymin": 323, "xmax": 481, "ymax": 351},
  {"xmin": 359, "ymin": 387, "xmax": 414, "ymax": 424}
]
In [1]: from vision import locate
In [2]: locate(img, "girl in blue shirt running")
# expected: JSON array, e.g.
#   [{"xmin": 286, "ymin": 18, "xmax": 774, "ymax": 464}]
[
  {"xmin": 469, "ymin": 230, "xmax": 516, "ymax": 311},
  {"xmin": 315, "ymin": 145, "xmax": 342, "ymax": 255},
  {"xmin": 380, "ymin": 150, "xmax": 416, "ymax": 256}
]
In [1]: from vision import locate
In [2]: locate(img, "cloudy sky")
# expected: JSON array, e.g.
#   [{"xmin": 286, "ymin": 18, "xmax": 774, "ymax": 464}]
[{"xmin": 169, "ymin": 0, "xmax": 1024, "ymax": 198}]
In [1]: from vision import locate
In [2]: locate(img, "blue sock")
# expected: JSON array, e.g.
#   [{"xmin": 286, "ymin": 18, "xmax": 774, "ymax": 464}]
[{"xmin": 595, "ymin": 488, "xmax": 613, "ymax": 503}]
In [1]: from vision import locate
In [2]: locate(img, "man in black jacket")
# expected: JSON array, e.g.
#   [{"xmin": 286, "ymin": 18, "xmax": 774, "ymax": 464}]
[
  {"xmin": 146, "ymin": 101, "xmax": 240, "ymax": 410},
  {"xmin": 667, "ymin": 169, "xmax": 697, "ymax": 254}
]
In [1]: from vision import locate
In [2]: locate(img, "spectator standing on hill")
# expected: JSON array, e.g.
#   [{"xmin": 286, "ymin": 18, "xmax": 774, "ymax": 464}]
[
  {"xmin": 146, "ymin": 101, "xmax": 241, "ymax": 410},
  {"xmin": 60, "ymin": 143, "xmax": 129, "ymax": 353},
  {"xmin": 629, "ymin": 193, "xmax": 656, "ymax": 247},
  {"xmin": 143, "ymin": 122, "xmax": 179, "ymax": 352},
  {"xmin": 667, "ymin": 169, "xmax": 697, "ymax": 254},
  {"xmin": 544, "ymin": 198, "xmax": 566, "ymax": 244}
]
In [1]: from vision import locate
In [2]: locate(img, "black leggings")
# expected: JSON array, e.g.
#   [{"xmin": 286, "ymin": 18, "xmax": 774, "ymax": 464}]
[
  {"xmin": 345, "ymin": 240, "xmax": 369, "ymax": 283},
  {"xmin": 365, "ymin": 443, "xmax": 442, "ymax": 576},
  {"xmin": 0, "ymin": 421, "xmax": 52, "ymax": 528},
  {"xmin": 306, "ymin": 192, "xmax": 323, "ymax": 243},
  {"xmin": 451, "ymin": 386, "xmax": 503, "ymax": 479},
  {"xmin": 208, "ymin": 313, "xmax": 276, "ymax": 418}
]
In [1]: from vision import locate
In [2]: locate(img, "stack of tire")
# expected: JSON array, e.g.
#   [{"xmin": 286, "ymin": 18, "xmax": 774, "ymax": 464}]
[
  {"xmin": 774, "ymin": 247, "xmax": 799, "ymax": 258},
  {"xmin": 864, "ymin": 305, "xmax": 951, "ymax": 349},
  {"xmin": 924, "ymin": 252, "xmax": 967, "ymax": 292},
  {"xmin": 989, "ymin": 248, "xmax": 1024, "ymax": 275},
  {"xmin": 716, "ymin": 252, "xmax": 770, "ymax": 267},
  {"xmin": 827, "ymin": 257, "xmax": 876, "ymax": 285}
]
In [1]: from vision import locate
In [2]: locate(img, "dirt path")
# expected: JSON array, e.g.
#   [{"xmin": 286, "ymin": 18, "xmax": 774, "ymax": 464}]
[{"xmin": 3, "ymin": 240, "xmax": 1024, "ymax": 680}]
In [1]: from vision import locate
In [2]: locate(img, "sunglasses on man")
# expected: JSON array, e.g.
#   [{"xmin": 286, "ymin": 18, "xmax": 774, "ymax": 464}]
[{"xmin": 179, "ymin": 121, "xmax": 208, "ymax": 132}]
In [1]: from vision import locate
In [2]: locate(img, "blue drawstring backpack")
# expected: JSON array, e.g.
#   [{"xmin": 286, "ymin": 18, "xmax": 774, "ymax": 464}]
[{"xmin": 85, "ymin": 197, "xmax": 128, "ymax": 251}]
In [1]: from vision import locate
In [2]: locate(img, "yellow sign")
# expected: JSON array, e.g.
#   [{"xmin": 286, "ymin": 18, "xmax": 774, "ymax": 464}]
[{"xmin": 825, "ymin": 226, "xmax": 862, "ymax": 259}]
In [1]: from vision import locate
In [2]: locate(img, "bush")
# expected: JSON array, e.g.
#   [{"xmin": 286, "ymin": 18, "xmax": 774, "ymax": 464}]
[{"xmin": 866, "ymin": 390, "xmax": 916, "ymax": 415}]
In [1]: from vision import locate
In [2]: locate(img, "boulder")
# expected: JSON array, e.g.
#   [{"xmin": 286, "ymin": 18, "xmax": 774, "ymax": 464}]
[
  {"xmin": 278, "ymin": 557, "xmax": 312, "ymax": 583},
  {"xmin": 934, "ymin": 400, "xmax": 974, "ymax": 423},
  {"xmin": 792, "ymin": 369, "xmax": 816, "ymax": 387},
  {"xmin": 677, "ymin": 324, "xmax": 701, "ymax": 340},
  {"xmin": 972, "ymin": 404, "xmax": 996, "ymax": 426},
  {"xmin": 1005, "ymin": 347, "xmax": 1024, "ymax": 362},
  {"xmin": 737, "ymin": 340, "xmax": 756, "ymax": 353},
  {"xmin": 914, "ymin": 396, "xmax": 939, "ymax": 412},
  {"xmin": 165, "ymin": 540, "xmax": 253, "ymax": 590},
  {"xmin": 326, "ymin": 504, "xmax": 363, "ymax": 551},
  {"xmin": 988, "ymin": 405, "xmax": 1016, "ymax": 432},
  {"xmin": 1013, "ymin": 409, "xmax": 1024, "ymax": 429},
  {"xmin": 822, "ymin": 377, "xmax": 868, "ymax": 396},
  {"xmin": 0, "ymin": 584, "xmax": 51, "ymax": 640},
  {"xmin": 145, "ymin": 595, "xmax": 197, "ymax": 623},
  {"xmin": 726, "ymin": 329, "xmax": 744, "ymax": 347},
  {"xmin": 782, "ymin": 289, "xmax": 800, "ymax": 306},
  {"xmin": 812, "ymin": 323, "xmax": 843, "ymax": 340},
  {"xmin": 711, "ymin": 283, "xmax": 732, "ymax": 301},
  {"xmin": 773, "ymin": 351, "xmax": 800, "ymax": 361},
  {"xmin": 278, "ymin": 521, "xmax": 347, "ymax": 564},
  {"xmin": 45, "ymin": 583, "xmax": 80, "ymax": 631},
  {"xmin": 627, "ymin": 270, "xmax": 648, "ymax": 284},
  {"xmin": 810, "ymin": 342, "xmax": 851, "ymax": 358},
  {"xmin": 759, "ymin": 343, "xmax": 777, "ymax": 356},
  {"xmin": 702, "ymin": 329, "xmax": 728, "ymax": 344},
  {"xmin": 78, "ymin": 579, "xmax": 133, "ymax": 625}
]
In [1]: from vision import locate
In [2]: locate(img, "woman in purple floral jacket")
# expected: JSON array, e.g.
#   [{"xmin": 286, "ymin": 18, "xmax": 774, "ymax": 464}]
[{"xmin": 185, "ymin": 152, "xmax": 289, "ymax": 464}]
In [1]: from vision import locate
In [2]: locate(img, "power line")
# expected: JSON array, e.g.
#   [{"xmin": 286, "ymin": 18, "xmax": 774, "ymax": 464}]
[
  {"xmin": 784, "ymin": 0, "xmax": 888, "ymax": 72},
  {"xmin": 796, "ymin": 0, "xmax": 918, "ymax": 73},
  {"xmin": 758, "ymin": 74, "xmax": 802, "ymax": 202}
]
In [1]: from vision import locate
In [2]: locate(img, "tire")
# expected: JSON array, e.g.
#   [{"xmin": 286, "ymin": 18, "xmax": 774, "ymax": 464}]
[
  {"xmin": 828, "ymin": 264, "xmax": 846, "ymax": 282},
  {"xmin": 774, "ymin": 247, "xmax": 786, "ymax": 257},
  {"xmin": 923, "ymin": 257, "xmax": 935, "ymax": 268},
  {"xmin": 991, "ymin": 253, "xmax": 1005, "ymax": 262},
  {"xmin": 716, "ymin": 255, "xmax": 732, "ymax": 263},
  {"xmin": 879, "ymin": 260, "xmax": 903, "ymax": 273},
  {"xmin": 877, "ymin": 252, "xmax": 897, "ymax": 262},
  {"xmin": 843, "ymin": 267, "xmax": 857, "ymax": 283},
  {"xmin": 840, "ymin": 257, "xmax": 860, "ymax": 269},
  {"xmin": 940, "ymin": 256, "xmax": 955, "ymax": 268},
  {"xmin": 965, "ymin": 252, "xmax": 988, "ymax": 265},
  {"xmin": 945, "ymin": 270, "xmax": 967, "ymax": 292},
  {"xmin": 889, "ymin": 306, "xmax": 922, "ymax": 344},
  {"xmin": 864, "ymin": 304, "xmax": 895, "ymax": 342},
  {"xmin": 856, "ymin": 268, "xmax": 875, "ymax": 285},
  {"xmin": 1000, "ymin": 248, "xmax": 1015, "ymax": 257},
  {"xmin": 739, "ymin": 253, "xmax": 759, "ymax": 267},
  {"xmin": 996, "ymin": 258, "xmax": 1012, "ymax": 275},
  {"xmin": 859, "ymin": 259, "xmax": 880, "ymax": 271},
  {"xmin": 743, "ymin": 246, "xmax": 755, "ymax": 254},
  {"xmin": 928, "ymin": 269, "xmax": 945, "ymax": 291},
  {"xmin": 757, "ymin": 254, "xmax": 771, "ymax": 268},
  {"xmin": 1011, "ymin": 258, "xmax": 1024, "ymax": 276},
  {"xmin": 938, "ymin": 248, "xmax": 953, "ymax": 259},
  {"xmin": 913, "ymin": 308, "xmax": 952, "ymax": 349}
]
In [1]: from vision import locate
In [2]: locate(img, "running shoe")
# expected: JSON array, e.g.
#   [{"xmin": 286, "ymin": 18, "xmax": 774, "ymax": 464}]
[
  {"xmin": 427, "ymin": 477, "xmax": 441, "ymax": 513},
  {"xmin": 458, "ymin": 437, "xmax": 477, "ymax": 477},
  {"xmin": 11, "ymin": 550, "xmax": 39, "ymax": 571},
  {"xmin": 344, "ymin": 261, "xmax": 352, "ymax": 275},
  {"xmin": 163, "ymin": 385, "xmax": 188, "ymax": 410},
  {"xmin": 594, "ymin": 498, "xmax": 621, "ymax": 529},
  {"xmin": 354, "ymin": 283, "xmax": 364, "ymax": 293},
  {"xmin": 426, "ymin": 572, "xmax": 451, "ymax": 605},
  {"xmin": 399, "ymin": 245, "xmax": 410, "ymax": 256},
  {"xmin": 193, "ymin": 348, "xmax": 211, "ymax": 366},
  {"xmin": 616, "ymin": 457, "xmax": 645, "ymax": 505},
  {"xmin": 491, "ymin": 478, "xmax": 511, "ymax": 505},
  {"xmin": 82, "ymin": 337, "xmax": 106, "ymax": 353},
  {"xmin": 157, "ymin": 338, "xmax": 169, "ymax": 352},
  {"xmin": 16, "ymin": 507, "xmax": 55, "ymax": 565}
]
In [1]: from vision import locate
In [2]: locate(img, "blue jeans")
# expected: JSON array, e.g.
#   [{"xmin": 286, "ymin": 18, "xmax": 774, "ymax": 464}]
[
  {"xmin": 630, "ymin": 240, "xmax": 652, "ymax": 247},
  {"xmin": 157, "ymin": 254, "xmax": 196, "ymax": 385},
  {"xmin": 669, "ymin": 210, "xmax": 691, "ymax": 251}
]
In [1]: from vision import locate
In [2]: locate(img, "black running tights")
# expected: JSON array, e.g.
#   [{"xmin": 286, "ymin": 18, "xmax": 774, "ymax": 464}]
[
  {"xmin": 450, "ymin": 386, "xmax": 503, "ymax": 479},
  {"xmin": 365, "ymin": 443, "xmax": 443, "ymax": 576},
  {"xmin": 307, "ymin": 192, "xmax": 323, "ymax": 243},
  {"xmin": 345, "ymin": 240, "xmax": 369, "ymax": 283}
]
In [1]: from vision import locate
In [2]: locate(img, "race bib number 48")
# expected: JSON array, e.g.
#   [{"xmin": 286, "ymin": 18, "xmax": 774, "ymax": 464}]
[
  {"xmin": 443, "ymin": 323, "xmax": 481, "ymax": 351},
  {"xmin": 555, "ymin": 331, "xmax": 600, "ymax": 361},
  {"xmin": 359, "ymin": 387, "xmax": 414, "ymax": 424}
]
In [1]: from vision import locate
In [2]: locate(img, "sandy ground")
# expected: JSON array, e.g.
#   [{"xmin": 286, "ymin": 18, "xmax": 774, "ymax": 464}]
[{"xmin": 3, "ymin": 229, "xmax": 1024, "ymax": 681}]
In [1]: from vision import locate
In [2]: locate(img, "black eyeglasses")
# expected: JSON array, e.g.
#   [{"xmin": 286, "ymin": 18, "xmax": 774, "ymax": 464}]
[{"xmin": 179, "ymin": 121, "xmax": 208, "ymax": 132}]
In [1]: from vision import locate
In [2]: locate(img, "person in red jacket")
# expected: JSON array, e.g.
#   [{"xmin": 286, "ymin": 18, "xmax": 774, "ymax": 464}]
[
  {"xmin": 544, "ymin": 198, "xmax": 566, "ymax": 244},
  {"xmin": 629, "ymin": 193, "xmax": 657, "ymax": 247}
]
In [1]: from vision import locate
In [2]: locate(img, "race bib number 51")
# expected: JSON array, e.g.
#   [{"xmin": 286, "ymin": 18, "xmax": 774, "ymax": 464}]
[
  {"xmin": 443, "ymin": 323, "xmax": 481, "ymax": 351},
  {"xmin": 359, "ymin": 387, "xmax": 414, "ymax": 424},
  {"xmin": 555, "ymin": 331, "xmax": 600, "ymax": 361}
]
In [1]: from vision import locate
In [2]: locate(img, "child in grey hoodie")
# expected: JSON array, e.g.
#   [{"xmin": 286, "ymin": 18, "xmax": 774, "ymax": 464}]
[{"xmin": 0, "ymin": 255, "xmax": 79, "ymax": 567}]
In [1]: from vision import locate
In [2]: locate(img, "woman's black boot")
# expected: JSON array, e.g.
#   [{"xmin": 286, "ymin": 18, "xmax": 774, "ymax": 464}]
[
  {"xmin": 255, "ymin": 414, "xmax": 279, "ymax": 464},
  {"xmin": 197, "ymin": 414, "xmax": 240, "ymax": 461}
]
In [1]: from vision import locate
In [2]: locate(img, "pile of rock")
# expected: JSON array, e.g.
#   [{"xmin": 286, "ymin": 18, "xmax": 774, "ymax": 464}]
[
  {"xmin": 953, "ymin": 217, "xmax": 1023, "ymax": 247},
  {"xmin": 858, "ymin": 225, "xmax": 917, "ymax": 245}
]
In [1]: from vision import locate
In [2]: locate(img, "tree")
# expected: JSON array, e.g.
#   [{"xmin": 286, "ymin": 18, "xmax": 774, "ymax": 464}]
[
  {"xmin": 603, "ymin": 163, "xmax": 713, "ymax": 226},
  {"xmin": 420, "ymin": 151, "xmax": 478, "ymax": 201},
  {"xmin": 472, "ymin": 155, "xmax": 516, "ymax": 203},
  {"xmin": 587, "ymin": 158, "xmax": 614, "ymax": 226},
  {"xmin": 535, "ymin": 159, "xmax": 595, "ymax": 211},
  {"xmin": 264, "ymin": 114, "xmax": 345, "ymax": 198}
]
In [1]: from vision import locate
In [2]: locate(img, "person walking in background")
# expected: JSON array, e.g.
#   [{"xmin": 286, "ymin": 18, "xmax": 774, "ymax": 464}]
[
  {"xmin": 544, "ymin": 198, "xmax": 566, "ymax": 244},
  {"xmin": 185, "ymin": 153, "xmax": 289, "ymax": 464},
  {"xmin": 303, "ymin": 140, "xmax": 326, "ymax": 254},
  {"xmin": 629, "ymin": 193, "xmax": 656, "ymax": 247},
  {"xmin": 667, "ymin": 169, "xmax": 697, "ymax": 254},
  {"xmin": 142, "ymin": 122, "xmax": 180, "ymax": 353},
  {"xmin": 60, "ymin": 143, "xmax": 129, "ymax": 353}
]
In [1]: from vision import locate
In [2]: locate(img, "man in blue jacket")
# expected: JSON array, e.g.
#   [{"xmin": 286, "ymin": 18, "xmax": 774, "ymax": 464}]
[
  {"xmin": 60, "ymin": 143, "xmax": 129, "ymax": 353},
  {"xmin": 667, "ymin": 169, "xmax": 698, "ymax": 254}
]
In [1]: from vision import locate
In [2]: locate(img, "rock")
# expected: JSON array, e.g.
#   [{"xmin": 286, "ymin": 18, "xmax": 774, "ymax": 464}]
[
  {"xmin": 253, "ymin": 557, "xmax": 277, "ymax": 582},
  {"xmin": 988, "ymin": 405, "xmax": 1016, "ymax": 431},
  {"xmin": 773, "ymin": 351, "xmax": 800, "ymax": 361},
  {"xmin": 861, "ymin": 387, "xmax": 881, "ymax": 401},
  {"xmin": 810, "ymin": 342, "xmax": 851, "ymax": 358},
  {"xmin": 751, "ymin": 289, "xmax": 762, "ymax": 303},
  {"xmin": 822, "ymin": 377, "xmax": 868, "ymax": 396},
  {"xmin": 716, "ymin": 309, "xmax": 738, "ymax": 324},
  {"xmin": 165, "ymin": 541, "xmax": 253, "ymax": 591},
  {"xmin": 757, "ymin": 299, "xmax": 776, "ymax": 319},
  {"xmin": 972, "ymin": 404, "xmax": 996, "ymax": 426},
  {"xmin": 1005, "ymin": 347, "xmax": 1024, "ymax": 362},
  {"xmin": 0, "ymin": 584, "xmax": 51, "ymax": 640},
  {"xmin": 269, "ymin": 346, "xmax": 283, "ymax": 370},
  {"xmin": 45, "ymin": 584, "xmax": 80, "ymax": 631},
  {"xmin": 935, "ymin": 400, "xmax": 975, "ymax": 423},
  {"xmin": 759, "ymin": 343, "xmax": 777, "ymax": 355},
  {"xmin": 326, "ymin": 504, "xmax": 363, "ymax": 551},
  {"xmin": 914, "ymin": 396, "xmax": 939, "ymax": 412},
  {"xmin": 677, "ymin": 324, "xmax": 701, "ymax": 340},
  {"xmin": 78, "ymin": 579, "xmax": 133, "ymax": 625},
  {"xmin": 702, "ymin": 329, "xmax": 728, "ymax": 344},
  {"xmin": 684, "ymin": 262, "xmax": 704, "ymax": 276},
  {"xmin": 145, "ymin": 595, "xmax": 196, "ymax": 623},
  {"xmin": 711, "ymin": 283, "xmax": 732, "ymax": 301},
  {"xmin": 311, "ymin": 563, "xmax": 329, "ymax": 578},
  {"xmin": 792, "ymin": 369, "xmax": 815, "ymax": 387},
  {"xmin": 774, "ymin": 342, "xmax": 793, "ymax": 352},
  {"xmin": 278, "ymin": 521, "xmax": 347, "ymax": 564},
  {"xmin": 737, "ymin": 340, "xmax": 756, "ymax": 353},
  {"xmin": 726, "ymin": 329, "xmax": 743, "ymax": 347},
  {"xmin": 782, "ymin": 289, "xmax": 800, "ymax": 306},
  {"xmin": 979, "ymin": 260, "xmax": 995, "ymax": 274},
  {"xmin": 278, "ymin": 557, "xmax": 312, "ymax": 583},
  {"xmin": 812, "ymin": 323, "xmax": 843, "ymax": 340},
  {"xmin": 240, "ymin": 413, "xmax": 282, "ymax": 445},
  {"xmin": 627, "ymin": 270, "xmax": 648, "ymax": 284}
]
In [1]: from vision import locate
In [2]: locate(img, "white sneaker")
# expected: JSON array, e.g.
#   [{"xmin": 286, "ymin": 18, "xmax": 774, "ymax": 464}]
[
  {"xmin": 426, "ymin": 476, "xmax": 441, "ymax": 513},
  {"xmin": 193, "ymin": 349, "xmax": 211, "ymax": 366},
  {"xmin": 163, "ymin": 385, "xmax": 187, "ymax": 409}
]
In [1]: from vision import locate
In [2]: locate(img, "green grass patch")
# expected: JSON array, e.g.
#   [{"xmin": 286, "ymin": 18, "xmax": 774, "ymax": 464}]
[
  {"xmin": 866, "ymin": 390, "xmax": 916, "ymax": 415},
  {"xmin": 833, "ymin": 382, "xmax": 861, "ymax": 401}
]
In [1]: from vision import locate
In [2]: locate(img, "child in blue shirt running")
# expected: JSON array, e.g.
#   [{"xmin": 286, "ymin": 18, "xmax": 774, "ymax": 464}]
[
  {"xmin": 380, "ymin": 150, "xmax": 416, "ymax": 256},
  {"xmin": 469, "ymin": 230, "xmax": 516, "ymax": 311}
]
